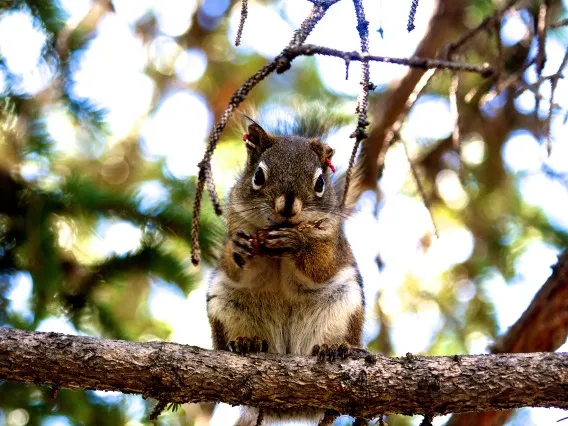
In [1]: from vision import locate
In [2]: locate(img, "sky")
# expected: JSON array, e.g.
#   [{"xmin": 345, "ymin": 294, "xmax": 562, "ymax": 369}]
[{"xmin": 1, "ymin": 0, "xmax": 568, "ymax": 425}]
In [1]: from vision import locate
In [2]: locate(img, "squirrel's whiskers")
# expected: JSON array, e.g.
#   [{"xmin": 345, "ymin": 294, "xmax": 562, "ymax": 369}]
[{"xmin": 207, "ymin": 113, "xmax": 365, "ymax": 426}]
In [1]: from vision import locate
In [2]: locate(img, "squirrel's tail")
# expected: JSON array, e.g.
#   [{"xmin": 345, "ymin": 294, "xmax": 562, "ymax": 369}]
[{"xmin": 334, "ymin": 159, "xmax": 368, "ymax": 213}]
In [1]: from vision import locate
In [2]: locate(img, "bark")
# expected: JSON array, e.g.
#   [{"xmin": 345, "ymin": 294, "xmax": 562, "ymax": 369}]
[
  {"xmin": 1, "ymin": 327, "xmax": 568, "ymax": 419},
  {"xmin": 446, "ymin": 250, "xmax": 568, "ymax": 426}
]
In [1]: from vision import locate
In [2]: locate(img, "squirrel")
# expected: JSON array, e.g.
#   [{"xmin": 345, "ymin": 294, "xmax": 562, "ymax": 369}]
[{"xmin": 206, "ymin": 109, "xmax": 365, "ymax": 426}]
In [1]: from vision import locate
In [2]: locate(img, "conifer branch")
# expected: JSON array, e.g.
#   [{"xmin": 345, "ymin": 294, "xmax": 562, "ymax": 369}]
[
  {"xmin": 189, "ymin": 0, "xmax": 494, "ymax": 265},
  {"xmin": 0, "ymin": 327, "xmax": 567, "ymax": 420}
]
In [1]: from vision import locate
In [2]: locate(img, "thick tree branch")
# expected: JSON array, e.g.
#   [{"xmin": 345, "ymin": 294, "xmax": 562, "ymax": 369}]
[
  {"xmin": 1, "ymin": 327, "xmax": 568, "ymax": 419},
  {"xmin": 447, "ymin": 250, "xmax": 568, "ymax": 426}
]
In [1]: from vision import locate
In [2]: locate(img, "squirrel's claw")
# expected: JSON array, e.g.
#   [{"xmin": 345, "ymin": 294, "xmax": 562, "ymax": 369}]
[
  {"xmin": 232, "ymin": 231, "xmax": 254, "ymax": 268},
  {"xmin": 312, "ymin": 342, "xmax": 351, "ymax": 362},
  {"xmin": 228, "ymin": 336, "xmax": 268, "ymax": 355},
  {"xmin": 259, "ymin": 228, "xmax": 304, "ymax": 256}
]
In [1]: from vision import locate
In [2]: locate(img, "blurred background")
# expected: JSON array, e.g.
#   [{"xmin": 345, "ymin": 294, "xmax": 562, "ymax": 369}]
[{"xmin": 1, "ymin": 0, "xmax": 568, "ymax": 425}]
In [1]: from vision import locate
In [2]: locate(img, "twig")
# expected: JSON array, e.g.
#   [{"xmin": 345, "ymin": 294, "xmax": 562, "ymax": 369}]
[
  {"xmin": 401, "ymin": 136, "xmax": 439, "ymax": 238},
  {"xmin": 407, "ymin": 0, "xmax": 419, "ymax": 32},
  {"xmin": 282, "ymin": 45, "xmax": 495, "ymax": 76},
  {"xmin": 341, "ymin": 0, "xmax": 371, "ymax": 210},
  {"xmin": 191, "ymin": 61, "xmax": 279, "ymax": 265},
  {"xmin": 379, "ymin": 69, "xmax": 437, "ymax": 190},
  {"xmin": 384, "ymin": 69, "xmax": 437, "ymax": 147},
  {"xmin": 235, "ymin": 0, "xmax": 248, "ymax": 46},
  {"xmin": 545, "ymin": 49, "xmax": 568, "ymax": 155},
  {"xmin": 536, "ymin": 1, "xmax": 549, "ymax": 75},
  {"xmin": 551, "ymin": 18, "xmax": 568, "ymax": 28},
  {"xmin": 444, "ymin": 0, "xmax": 523, "ymax": 57},
  {"xmin": 449, "ymin": 72, "xmax": 462, "ymax": 182},
  {"xmin": 495, "ymin": 17, "xmax": 504, "ymax": 77},
  {"xmin": 377, "ymin": 0, "xmax": 384, "ymax": 38},
  {"xmin": 190, "ymin": 2, "xmax": 495, "ymax": 264},
  {"xmin": 476, "ymin": 57, "xmax": 535, "ymax": 106},
  {"xmin": 191, "ymin": 2, "xmax": 334, "ymax": 265},
  {"xmin": 289, "ymin": 1, "xmax": 335, "ymax": 48}
]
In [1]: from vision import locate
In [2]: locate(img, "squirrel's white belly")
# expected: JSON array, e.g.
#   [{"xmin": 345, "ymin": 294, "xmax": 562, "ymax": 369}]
[{"xmin": 207, "ymin": 263, "xmax": 362, "ymax": 355}]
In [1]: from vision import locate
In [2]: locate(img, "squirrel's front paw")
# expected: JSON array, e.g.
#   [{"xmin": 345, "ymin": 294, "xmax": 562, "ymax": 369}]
[
  {"xmin": 311, "ymin": 342, "xmax": 351, "ymax": 362},
  {"xmin": 258, "ymin": 228, "xmax": 304, "ymax": 257},
  {"xmin": 232, "ymin": 231, "xmax": 254, "ymax": 268},
  {"xmin": 227, "ymin": 336, "xmax": 268, "ymax": 355}
]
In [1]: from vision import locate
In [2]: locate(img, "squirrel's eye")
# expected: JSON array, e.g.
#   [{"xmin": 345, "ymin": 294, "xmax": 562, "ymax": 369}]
[
  {"xmin": 252, "ymin": 166, "xmax": 266, "ymax": 190},
  {"xmin": 314, "ymin": 173, "xmax": 325, "ymax": 197}
]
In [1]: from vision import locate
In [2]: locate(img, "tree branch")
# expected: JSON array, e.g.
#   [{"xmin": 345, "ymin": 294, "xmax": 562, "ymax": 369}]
[
  {"xmin": 358, "ymin": 0, "xmax": 467, "ymax": 192},
  {"xmin": 281, "ymin": 45, "xmax": 494, "ymax": 76},
  {"xmin": 1, "ymin": 327, "xmax": 567, "ymax": 419},
  {"xmin": 446, "ymin": 250, "xmax": 568, "ymax": 426}
]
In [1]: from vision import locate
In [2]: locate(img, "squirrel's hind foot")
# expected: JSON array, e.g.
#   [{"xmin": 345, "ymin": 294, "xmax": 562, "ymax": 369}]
[
  {"xmin": 311, "ymin": 343, "xmax": 370, "ymax": 362},
  {"xmin": 228, "ymin": 336, "xmax": 268, "ymax": 355},
  {"xmin": 311, "ymin": 342, "xmax": 350, "ymax": 362}
]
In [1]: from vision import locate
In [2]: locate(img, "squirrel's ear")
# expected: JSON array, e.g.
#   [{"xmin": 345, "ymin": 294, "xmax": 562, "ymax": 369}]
[
  {"xmin": 246, "ymin": 123, "xmax": 274, "ymax": 152},
  {"xmin": 310, "ymin": 139, "xmax": 335, "ymax": 171}
]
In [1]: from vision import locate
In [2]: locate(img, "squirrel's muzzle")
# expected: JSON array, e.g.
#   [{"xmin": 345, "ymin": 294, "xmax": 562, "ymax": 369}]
[{"xmin": 274, "ymin": 193, "xmax": 302, "ymax": 220}]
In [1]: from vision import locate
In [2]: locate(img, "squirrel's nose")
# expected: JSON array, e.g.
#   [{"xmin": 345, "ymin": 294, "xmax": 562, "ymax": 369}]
[{"xmin": 274, "ymin": 193, "xmax": 302, "ymax": 219}]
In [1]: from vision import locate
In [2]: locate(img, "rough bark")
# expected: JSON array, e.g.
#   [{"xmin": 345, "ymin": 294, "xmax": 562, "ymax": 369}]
[
  {"xmin": 446, "ymin": 250, "xmax": 568, "ymax": 426},
  {"xmin": 1, "ymin": 327, "xmax": 567, "ymax": 419}
]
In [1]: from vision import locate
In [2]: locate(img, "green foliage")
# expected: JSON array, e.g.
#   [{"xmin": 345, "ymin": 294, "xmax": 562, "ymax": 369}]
[{"xmin": 1, "ymin": 0, "xmax": 567, "ymax": 425}]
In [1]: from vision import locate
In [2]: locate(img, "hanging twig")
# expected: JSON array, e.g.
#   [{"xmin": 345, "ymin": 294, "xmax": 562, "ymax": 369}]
[
  {"xmin": 382, "ymin": 68, "xmax": 437, "ymax": 169},
  {"xmin": 535, "ymin": 1, "xmax": 549, "ymax": 75},
  {"xmin": 191, "ymin": 1, "xmax": 336, "ymax": 265},
  {"xmin": 407, "ymin": 0, "xmax": 419, "ymax": 32},
  {"xmin": 341, "ymin": 0, "xmax": 372, "ymax": 209},
  {"xmin": 377, "ymin": 0, "xmax": 384, "ymax": 38},
  {"xmin": 401, "ymin": 136, "xmax": 439, "ymax": 238},
  {"xmin": 235, "ymin": 0, "xmax": 248, "ymax": 46},
  {"xmin": 449, "ymin": 72, "xmax": 462, "ymax": 182},
  {"xmin": 190, "ymin": 0, "xmax": 496, "ymax": 265},
  {"xmin": 545, "ymin": 49, "xmax": 568, "ymax": 155}
]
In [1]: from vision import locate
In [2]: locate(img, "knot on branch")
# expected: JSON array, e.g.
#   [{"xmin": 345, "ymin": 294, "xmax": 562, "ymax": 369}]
[
  {"xmin": 350, "ymin": 127, "xmax": 368, "ymax": 141},
  {"xmin": 307, "ymin": 0, "xmax": 338, "ymax": 11},
  {"xmin": 356, "ymin": 19, "xmax": 369, "ymax": 37},
  {"xmin": 480, "ymin": 65, "xmax": 495, "ymax": 78},
  {"xmin": 196, "ymin": 160, "xmax": 211, "ymax": 182},
  {"xmin": 365, "ymin": 81, "xmax": 377, "ymax": 91},
  {"xmin": 276, "ymin": 54, "xmax": 292, "ymax": 74}
]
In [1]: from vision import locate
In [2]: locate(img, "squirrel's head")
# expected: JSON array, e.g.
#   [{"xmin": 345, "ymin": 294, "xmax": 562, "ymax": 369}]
[{"xmin": 230, "ymin": 121, "xmax": 338, "ymax": 230}]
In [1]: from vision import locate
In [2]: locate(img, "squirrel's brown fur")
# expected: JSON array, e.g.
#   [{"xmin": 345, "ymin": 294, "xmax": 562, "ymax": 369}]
[{"xmin": 207, "ymin": 116, "xmax": 364, "ymax": 426}]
